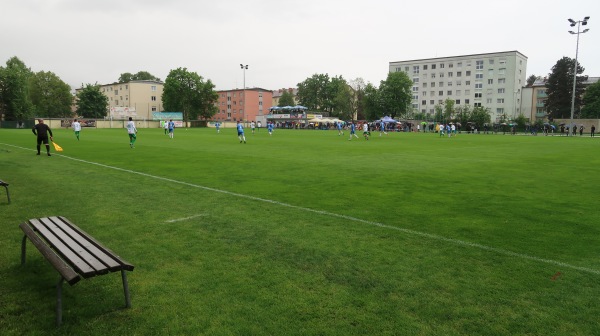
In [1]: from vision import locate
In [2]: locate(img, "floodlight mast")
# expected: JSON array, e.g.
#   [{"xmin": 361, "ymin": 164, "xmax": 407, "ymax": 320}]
[{"xmin": 567, "ymin": 17, "xmax": 590, "ymax": 136}]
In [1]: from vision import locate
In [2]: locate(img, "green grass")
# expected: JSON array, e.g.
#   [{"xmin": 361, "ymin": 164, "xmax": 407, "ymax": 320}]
[{"xmin": 1, "ymin": 127, "xmax": 600, "ymax": 335}]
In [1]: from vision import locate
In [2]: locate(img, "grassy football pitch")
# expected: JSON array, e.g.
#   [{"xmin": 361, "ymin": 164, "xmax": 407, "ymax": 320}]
[{"xmin": 1, "ymin": 127, "xmax": 599, "ymax": 335}]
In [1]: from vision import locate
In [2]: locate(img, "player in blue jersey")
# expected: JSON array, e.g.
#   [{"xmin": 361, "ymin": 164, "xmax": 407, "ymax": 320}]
[
  {"xmin": 215, "ymin": 122, "xmax": 220, "ymax": 133},
  {"xmin": 379, "ymin": 120, "xmax": 388, "ymax": 136},
  {"xmin": 348, "ymin": 122, "xmax": 359, "ymax": 140},
  {"xmin": 267, "ymin": 121, "xmax": 274, "ymax": 136},
  {"xmin": 337, "ymin": 122, "xmax": 344, "ymax": 136},
  {"xmin": 237, "ymin": 121, "xmax": 246, "ymax": 143},
  {"xmin": 168, "ymin": 119, "xmax": 175, "ymax": 139}
]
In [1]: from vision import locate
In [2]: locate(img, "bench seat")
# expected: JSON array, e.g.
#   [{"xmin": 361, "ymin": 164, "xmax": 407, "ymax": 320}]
[{"xmin": 20, "ymin": 216, "xmax": 134, "ymax": 326}]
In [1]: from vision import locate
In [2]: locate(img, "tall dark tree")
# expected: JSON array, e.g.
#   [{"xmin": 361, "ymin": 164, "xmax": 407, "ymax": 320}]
[
  {"xmin": 581, "ymin": 80, "xmax": 600, "ymax": 118},
  {"xmin": 162, "ymin": 67, "xmax": 218, "ymax": 121},
  {"xmin": 470, "ymin": 106, "xmax": 492, "ymax": 127},
  {"xmin": 29, "ymin": 71, "xmax": 73, "ymax": 118},
  {"xmin": 545, "ymin": 57, "xmax": 587, "ymax": 119},
  {"xmin": 526, "ymin": 75, "xmax": 540, "ymax": 87},
  {"xmin": 76, "ymin": 84, "xmax": 108, "ymax": 118},
  {"xmin": 332, "ymin": 83, "xmax": 353, "ymax": 120},
  {"xmin": 378, "ymin": 71, "xmax": 412, "ymax": 119},
  {"xmin": 278, "ymin": 90, "xmax": 295, "ymax": 107},
  {"xmin": 0, "ymin": 56, "xmax": 33, "ymax": 121}
]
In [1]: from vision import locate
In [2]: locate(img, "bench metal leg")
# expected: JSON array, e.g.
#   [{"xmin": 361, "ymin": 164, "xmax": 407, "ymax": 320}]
[
  {"xmin": 21, "ymin": 236, "xmax": 27, "ymax": 265},
  {"xmin": 121, "ymin": 270, "xmax": 131, "ymax": 308},
  {"xmin": 56, "ymin": 277, "xmax": 64, "ymax": 327}
]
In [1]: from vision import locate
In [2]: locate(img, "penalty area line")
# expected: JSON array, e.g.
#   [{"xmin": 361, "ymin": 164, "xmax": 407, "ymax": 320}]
[
  {"xmin": 3, "ymin": 142, "xmax": 599, "ymax": 276},
  {"xmin": 165, "ymin": 214, "xmax": 206, "ymax": 223}
]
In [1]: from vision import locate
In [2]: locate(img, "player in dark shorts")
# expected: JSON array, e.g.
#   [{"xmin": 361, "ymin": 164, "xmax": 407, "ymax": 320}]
[{"xmin": 32, "ymin": 118, "xmax": 53, "ymax": 156}]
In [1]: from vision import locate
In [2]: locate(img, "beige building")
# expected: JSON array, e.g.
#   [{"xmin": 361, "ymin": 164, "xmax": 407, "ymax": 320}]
[
  {"xmin": 390, "ymin": 51, "xmax": 528, "ymax": 122},
  {"xmin": 76, "ymin": 80, "xmax": 164, "ymax": 120}
]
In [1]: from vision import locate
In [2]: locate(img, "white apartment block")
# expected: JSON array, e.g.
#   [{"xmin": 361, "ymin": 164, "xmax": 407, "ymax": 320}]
[{"xmin": 389, "ymin": 51, "xmax": 528, "ymax": 122}]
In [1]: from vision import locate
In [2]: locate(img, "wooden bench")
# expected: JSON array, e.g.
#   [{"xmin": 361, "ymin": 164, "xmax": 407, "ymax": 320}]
[
  {"xmin": 0, "ymin": 179, "xmax": 9, "ymax": 204},
  {"xmin": 20, "ymin": 216, "xmax": 134, "ymax": 326}
]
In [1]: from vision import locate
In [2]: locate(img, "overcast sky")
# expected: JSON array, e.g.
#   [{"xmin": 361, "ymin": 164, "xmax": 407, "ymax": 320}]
[{"xmin": 2, "ymin": 0, "xmax": 598, "ymax": 91}]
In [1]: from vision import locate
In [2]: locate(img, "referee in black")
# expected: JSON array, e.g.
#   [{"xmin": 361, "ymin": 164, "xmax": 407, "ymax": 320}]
[{"xmin": 32, "ymin": 118, "xmax": 53, "ymax": 156}]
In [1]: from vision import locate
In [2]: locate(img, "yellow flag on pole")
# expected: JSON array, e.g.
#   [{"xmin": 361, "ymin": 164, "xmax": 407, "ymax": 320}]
[{"xmin": 52, "ymin": 141, "xmax": 63, "ymax": 152}]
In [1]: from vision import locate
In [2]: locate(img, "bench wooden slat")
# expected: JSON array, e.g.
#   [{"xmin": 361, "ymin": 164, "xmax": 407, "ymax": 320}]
[
  {"xmin": 28, "ymin": 218, "xmax": 98, "ymax": 277},
  {"xmin": 39, "ymin": 217, "xmax": 116, "ymax": 275},
  {"xmin": 58, "ymin": 216, "xmax": 134, "ymax": 272},
  {"xmin": 19, "ymin": 222, "xmax": 81, "ymax": 285}
]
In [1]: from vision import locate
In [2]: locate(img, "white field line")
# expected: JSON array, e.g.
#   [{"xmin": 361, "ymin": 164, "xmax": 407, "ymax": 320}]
[
  {"xmin": 165, "ymin": 214, "xmax": 206, "ymax": 223},
  {"xmin": 3, "ymin": 143, "xmax": 599, "ymax": 276}
]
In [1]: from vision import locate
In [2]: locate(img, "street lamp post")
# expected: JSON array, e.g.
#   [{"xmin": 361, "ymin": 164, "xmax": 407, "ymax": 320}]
[
  {"xmin": 567, "ymin": 17, "xmax": 590, "ymax": 136},
  {"xmin": 240, "ymin": 64, "xmax": 248, "ymax": 122}
]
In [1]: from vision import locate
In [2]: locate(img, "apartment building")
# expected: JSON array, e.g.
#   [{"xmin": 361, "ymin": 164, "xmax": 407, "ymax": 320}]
[
  {"xmin": 87, "ymin": 80, "xmax": 163, "ymax": 120},
  {"xmin": 389, "ymin": 51, "xmax": 528, "ymax": 122},
  {"xmin": 214, "ymin": 88, "xmax": 273, "ymax": 123}
]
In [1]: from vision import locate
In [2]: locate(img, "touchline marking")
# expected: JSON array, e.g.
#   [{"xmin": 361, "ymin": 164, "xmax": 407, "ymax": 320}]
[
  {"xmin": 3, "ymin": 143, "xmax": 599, "ymax": 276},
  {"xmin": 165, "ymin": 214, "xmax": 206, "ymax": 223}
]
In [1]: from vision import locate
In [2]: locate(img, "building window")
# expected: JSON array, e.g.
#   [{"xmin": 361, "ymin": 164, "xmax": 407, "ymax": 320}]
[
  {"xmin": 413, "ymin": 77, "xmax": 420, "ymax": 83},
  {"xmin": 465, "ymin": 90, "xmax": 471, "ymax": 95},
  {"xmin": 457, "ymin": 71, "xmax": 462, "ymax": 77},
  {"xmin": 487, "ymin": 98, "xmax": 492, "ymax": 104},
  {"xmin": 456, "ymin": 90, "xmax": 461, "ymax": 96},
  {"xmin": 114, "ymin": 90, "xmax": 118, "ymax": 95},
  {"xmin": 488, "ymin": 79, "xmax": 493, "ymax": 84},
  {"xmin": 476, "ymin": 60, "xmax": 484, "ymax": 70},
  {"xmin": 439, "ymin": 82, "xmax": 444, "ymax": 87},
  {"xmin": 447, "ymin": 90, "xmax": 452, "ymax": 95},
  {"xmin": 498, "ymin": 68, "xmax": 506, "ymax": 75},
  {"xmin": 474, "ymin": 102, "xmax": 481, "ymax": 107},
  {"xmin": 497, "ymin": 98, "xmax": 504, "ymax": 103},
  {"xmin": 430, "ymin": 100, "xmax": 435, "ymax": 105},
  {"xmin": 440, "ymin": 63, "xmax": 445, "ymax": 68},
  {"xmin": 475, "ymin": 83, "xmax": 483, "ymax": 89},
  {"xmin": 423, "ymin": 83, "xmax": 428, "ymax": 88},
  {"xmin": 466, "ymin": 71, "xmax": 471, "ymax": 76},
  {"xmin": 125, "ymin": 85, "xmax": 128, "ymax": 89},
  {"xmin": 439, "ymin": 73, "xmax": 444, "ymax": 78},
  {"xmin": 151, "ymin": 96, "xmax": 156, "ymax": 101},
  {"xmin": 448, "ymin": 82, "xmax": 453, "ymax": 87},
  {"xmin": 498, "ymin": 78, "xmax": 506, "ymax": 84},
  {"xmin": 497, "ymin": 108, "xmax": 504, "ymax": 114},
  {"xmin": 475, "ymin": 93, "xmax": 482, "ymax": 98},
  {"xmin": 466, "ymin": 81, "xmax": 471, "ymax": 86},
  {"xmin": 151, "ymin": 106, "xmax": 157, "ymax": 112},
  {"xmin": 151, "ymin": 86, "xmax": 157, "ymax": 91},
  {"xmin": 448, "ymin": 72, "xmax": 453, "ymax": 77},
  {"xmin": 456, "ymin": 80, "xmax": 462, "ymax": 86},
  {"xmin": 498, "ymin": 88, "xmax": 505, "ymax": 94},
  {"xmin": 455, "ymin": 99, "xmax": 460, "ymax": 104},
  {"xmin": 423, "ymin": 91, "xmax": 427, "ymax": 96},
  {"xmin": 431, "ymin": 73, "xmax": 436, "ymax": 79},
  {"xmin": 422, "ymin": 100, "xmax": 427, "ymax": 105},
  {"xmin": 432, "ymin": 64, "xmax": 437, "ymax": 70},
  {"xmin": 431, "ymin": 82, "xmax": 435, "ymax": 87},
  {"xmin": 439, "ymin": 91, "xmax": 443, "ymax": 96},
  {"xmin": 423, "ymin": 65, "xmax": 428, "ymax": 70},
  {"xmin": 449, "ymin": 63, "xmax": 454, "ymax": 68},
  {"xmin": 465, "ymin": 99, "xmax": 470, "ymax": 104},
  {"xmin": 430, "ymin": 91, "xmax": 435, "ymax": 96},
  {"xmin": 457, "ymin": 62, "xmax": 462, "ymax": 68},
  {"xmin": 475, "ymin": 73, "xmax": 483, "ymax": 79},
  {"xmin": 413, "ymin": 66, "xmax": 420, "ymax": 74}
]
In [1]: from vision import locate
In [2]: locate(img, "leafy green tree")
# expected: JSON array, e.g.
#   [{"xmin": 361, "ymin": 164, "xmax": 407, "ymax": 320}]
[
  {"xmin": 581, "ymin": 80, "xmax": 600, "ymax": 118},
  {"xmin": 162, "ymin": 67, "xmax": 218, "ymax": 121},
  {"xmin": 278, "ymin": 90, "xmax": 295, "ymax": 107},
  {"xmin": 362, "ymin": 83, "xmax": 382, "ymax": 121},
  {"xmin": 454, "ymin": 104, "xmax": 472, "ymax": 126},
  {"xmin": 378, "ymin": 71, "xmax": 412, "ymax": 119},
  {"xmin": 443, "ymin": 98, "xmax": 455, "ymax": 122},
  {"xmin": 513, "ymin": 113, "xmax": 529, "ymax": 131},
  {"xmin": 332, "ymin": 83, "xmax": 353, "ymax": 120},
  {"xmin": 118, "ymin": 71, "xmax": 160, "ymax": 83},
  {"xmin": 297, "ymin": 73, "xmax": 330, "ymax": 111},
  {"xmin": 433, "ymin": 104, "xmax": 444, "ymax": 123},
  {"xmin": 470, "ymin": 106, "xmax": 492, "ymax": 127},
  {"xmin": 0, "ymin": 56, "xmax": 33, "ymax": 121},
  {"xmin": 76, "ymin": 84, "xmax": 108, "ymax": 118},
  {"xmin": 545, "ymin": 57, "xmax": 587, "ymax": 119},
  {"xmin": 29, "ymin": 71, "xmax": 73, "ymax": 118},
  {"xmin": 326, "ymin": 75, "xmax": 348, "ymax": 114}
]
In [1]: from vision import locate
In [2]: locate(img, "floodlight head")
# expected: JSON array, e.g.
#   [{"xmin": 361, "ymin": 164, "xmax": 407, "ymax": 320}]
[
  {"xmin": 584, "ymin": 16, "xmax": 590, "ymax": 20},
  {"xmin": 569, "ymin": 31, "xmax": 576, "ymax": 34},
  {"xmin": 570, "ymin": 22, "xmax": 577, "ymax": 27},
  {"xmin": 583, "ymin": 29, "xmax": 589, "ymax": 33},
  {"xmin": 582, "ymin": 21, "xmax": 588, "ymax": 25},
  {"xmin": 568, "ymin": 18, "xmax": 576, "ymax": 24},
  {"xmin": 240, "ymin": 64, "xmax": 243, "ymax": 68}
]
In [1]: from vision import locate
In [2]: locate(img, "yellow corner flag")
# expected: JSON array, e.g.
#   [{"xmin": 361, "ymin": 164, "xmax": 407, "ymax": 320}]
[{"xmin": 52, "ymin": 141, "xmax": 63, "ymax": 152}]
